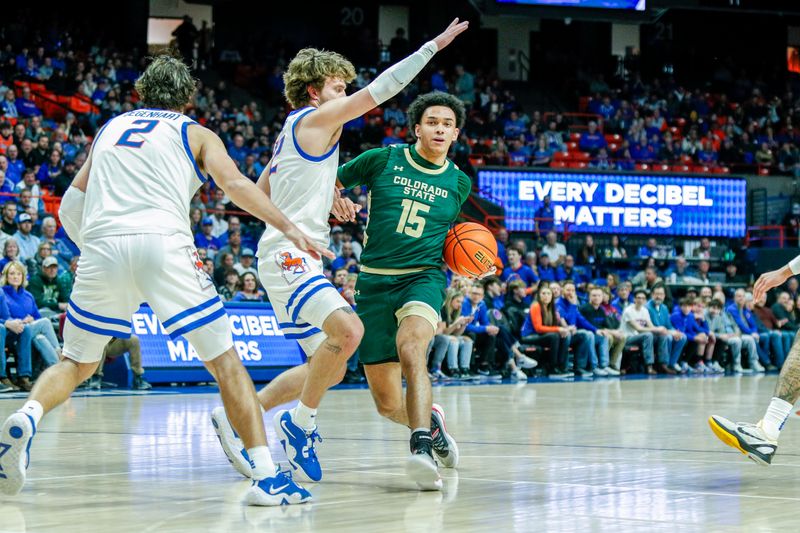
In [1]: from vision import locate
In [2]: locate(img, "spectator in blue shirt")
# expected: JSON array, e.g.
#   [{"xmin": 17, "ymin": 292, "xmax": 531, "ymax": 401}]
[
  {"xmin": 0, "ymin": 286, "xmax": 33, "ymax": 392},
  {"xmin": 4, "ymin": 145, "xmax": 24, "ymax": 184},
  {"xmin": 1, "ymin": 261, "xmax": 60, "ymax": 371},
  {"xmin": 2, "ymin": 90, "xmax": 19, "ymax": 119},
  {"xmin": 555, "ymin": 281, "xmax": 594, "ymax": 376},
  {"xmin": 253, "ymin": 151, "xmax": 270, "ymax": 177},
  {"xmin": 647, "ymin": 284, "xmax": 687, "ymax": 373},
  {"xmin": 727, "ymin": 288, "xmax": 769, "ymax": 371},
  {"xmin": 503, "ymin": 111, "xmax": 526, "ymax": 139},
  {"xmin": 462, "ymin": 283, "xmax": 501, "ymax": 375},
  {"xmin": 611, "ymin": 282, "xmax": 634, "ymax": 313},
  {"xmin": 382, "ymin": 126, "xmax": 404, "ymax": 146},
  {"xmin": 16, "ymin": 87, "xmax": 41, "ymax": 118},
  {"xmin": 579, "ymin": 121, "xmax": 607, "ymax": 154},
  {"xmin": 537, "ymin": 252, "xmax": 557, "ymax": 282},
  {"xmin": 330, "ymin": 242, "xmax": 359, "ymax": 273},
  {"xmin": 534, "ymin": 195, "xmax": 554, "ymax": 235},
  {"xmin": 36, "ymin": 149, "xmax": 63, "ymax": 188},
  {"xmin": 671, "ymin": 297, "xmax": 717, "ymax": 373},
  {"xmin": 0, "ymin": 169, "xmax": 13, "ymax": 195},
  {"xmin": 555, "ymin": 255, "xmax": 587, "ymax": 289},
  {"xmin": 227, "ymin": 132, "xmax": 249, "ymax": 165},
  {"xmin": 195, "ymin": 217, "xmax": 221, "ymax": 258},
  {"xmin": 383, "ymin": 100, "xmax": 406, "ymax": 126},
  {"xmin": 500, "ymin": 247, "xmax": 538, "ymax": 287}
]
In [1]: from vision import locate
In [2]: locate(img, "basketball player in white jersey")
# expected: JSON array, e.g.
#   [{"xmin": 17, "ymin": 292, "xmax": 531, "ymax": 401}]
[
  {"xmin": 210, "ymin": 19, "xmax": 468, "ymax": 488},
  {"xmin": 710, "ymin": 256, "xmax": 800, "ymax": 465},
  {"xmin": 0, "ymin": 56, "xmax": 331, "ymax": 506}
]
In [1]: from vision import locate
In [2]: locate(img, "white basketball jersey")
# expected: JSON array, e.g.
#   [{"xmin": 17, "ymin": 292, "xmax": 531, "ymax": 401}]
[
  {"xmin": 82, "ymin": 109, "xmax": 206, "ymax": 242},
  {"xmin": 257, "ymin": 106, "xmax": 338, "ymax": 257}
]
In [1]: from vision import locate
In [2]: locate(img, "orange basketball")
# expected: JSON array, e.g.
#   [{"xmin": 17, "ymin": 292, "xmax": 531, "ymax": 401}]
[{"xmin": 443, "ymin": 222, "xmax": 498, "ymax": 277}]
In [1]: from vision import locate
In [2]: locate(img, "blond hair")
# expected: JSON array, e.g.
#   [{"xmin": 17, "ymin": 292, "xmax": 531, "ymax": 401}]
[
  {"xmin": 283, "ymin": 48, "xmax": 356, "ymax": 109},
  {"xmin": 135, "ymin": 54, "xmax": 196, "ymax": 111},
  {"xmin": 2, "ymin": 260, "xmax": 28, "ymax": 288}
]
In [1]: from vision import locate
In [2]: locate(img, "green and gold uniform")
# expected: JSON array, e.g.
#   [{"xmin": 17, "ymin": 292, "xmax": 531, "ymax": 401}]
[{"xmin": 338, "ymin": 143, "xmax": 472, "ymax": 364}]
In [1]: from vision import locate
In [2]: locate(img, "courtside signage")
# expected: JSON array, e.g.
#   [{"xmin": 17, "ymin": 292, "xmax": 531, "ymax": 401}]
[
  {"xmin": 478, "ymin": 169, "xmax": 746, "ymax": 236},
  {"xmin": 132, "ymin": 303, "xmax": 304, "ymax": 368}
]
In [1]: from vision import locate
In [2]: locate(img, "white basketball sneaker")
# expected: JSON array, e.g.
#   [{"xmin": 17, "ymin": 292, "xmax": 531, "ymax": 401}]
[
  {"xmin": 708, "ymin": 415, "xmax": 777, "ymax": 465},
  {"xmin": 210, "ymin": 406, "xmax": 252, "ymax": 478},
  {"xmin": 0, "ymin": 412, "xmax": 36, "ymax": 496}
]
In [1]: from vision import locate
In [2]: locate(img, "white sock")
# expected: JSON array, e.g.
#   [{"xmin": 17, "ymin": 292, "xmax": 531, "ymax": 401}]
[
  {"xmin": 247, "ymin": 446, "xmax": 276, "ymax": 481},
  {"xmin": 761, "ymin": 397, "xmax": 794, "ymax": 441},
  {"xmin": 18, "ymin": 400, "xmax": 44, "ymax": 426},
  {"xmin": 292, "ymin": 401, "xmax": 317, "ymax": 431}
]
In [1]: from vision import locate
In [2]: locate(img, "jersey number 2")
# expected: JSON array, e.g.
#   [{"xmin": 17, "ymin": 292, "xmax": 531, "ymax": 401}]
[
  {"xmin": 396, "ymin": 199, "xmax": 430, "ymax": 238},
  {"xmin": 115, "ymin": 119, "xmax": 159, "ymax": 148}
]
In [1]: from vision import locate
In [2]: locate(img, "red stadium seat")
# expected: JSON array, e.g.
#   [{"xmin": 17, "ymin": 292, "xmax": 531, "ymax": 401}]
[
  {"xmin": 671, "ymin": 164, "xmax": 691, "ymax": 172},
  {"xmin": 635, "ymin": 163, "xmax": 649, "ymax": 171},
  {"xmin": 654, "ymin": 164, "xmax": 670, "ymax": 172},
  {"xmin": 608, "ymin": 143, "xmax": 619, "ymax": 151},
  {"xmin": 566, "ymin": 141, "xmax": 578, "ymax": 151},
  {"xmin": 553, "ymin": 151, "xmax": 569, "ymax": 161},
  {"xmin": 468, "ymin": 155, "xmax": 485, "ymax": 167},
  {"xmin": 680, "ymin": 155, "xmax": 693, "ymax": 164},
  {"xmin": 569, "ymin": 132, "xmax": 582, "ymax": 142},
  {"xmin": 573, "ymin": 152, "xmax": 591, "ymax": 162},
  {"xmin": 693, "ymin": 165, "xmax": 711, "ymax": 173},
  {"xmin": 758, "ymin": 166, "xmax": 771, "ymax": 175},
  {"xmin": 568, "ymin": 161, "xmax": 587, "ymax": 169},
  {"xmin": 604, "ymin": 134, "xmax": 621, "ymax": 143},
  {"xmin": 549, "ymin": 160, "xmax": 567, "ymax": 168},
  {"xmin": 713, "ymin": 166, "xmax": 730, "ymax": 174}
]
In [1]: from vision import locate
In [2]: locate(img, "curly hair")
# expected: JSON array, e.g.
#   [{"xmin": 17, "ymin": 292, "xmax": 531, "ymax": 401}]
[
  {"xmin": 282, "ymin": 48, "xmax": 356, "ymax": 109},
  {"xmin": 406, "ymin": 91, "xmax": 466, "ymax": 138},
  {"xmin": 134, "ymin": 54, "xmax": 196, "ymax": 111}
]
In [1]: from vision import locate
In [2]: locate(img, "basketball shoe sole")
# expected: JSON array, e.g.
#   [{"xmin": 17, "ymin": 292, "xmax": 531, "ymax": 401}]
[
  {"xmin": 708, "ymin": 415, "xmax": 777, "ymax": 466},
  {"xmin": 0, "ymin": 412, "xmax": 36, "ymax": 496},
  {"xmin": 431, "ymin": 403, "xmax": 459, "ymax": 468},
  {"xmin": 211, "ymin": 406, "xmax": 252, "ymax": 478}
]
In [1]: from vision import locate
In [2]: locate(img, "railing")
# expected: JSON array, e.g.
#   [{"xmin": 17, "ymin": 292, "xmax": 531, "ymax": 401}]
[
  {"xmin": 746, "ymin": 225, "xmax": 787, "ymax": 248},
  {"xmin": 517, "ymin": 50, "xmax": 530, "ymax": 82}
]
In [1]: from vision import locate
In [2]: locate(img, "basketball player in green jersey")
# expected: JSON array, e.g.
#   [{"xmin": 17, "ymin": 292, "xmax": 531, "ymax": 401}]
[{"xmin": 336, "ymin": 92, "xmax": 473, "ymax": 489}]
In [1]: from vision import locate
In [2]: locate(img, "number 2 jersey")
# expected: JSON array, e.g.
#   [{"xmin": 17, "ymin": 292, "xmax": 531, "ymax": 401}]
[
  {"xmin": 82, "ymin": 109, "xmax": 207, "ymax": 242},
  {"xmin": 337, "ymin": 144, "xmax": 471, "ymax": 272}
]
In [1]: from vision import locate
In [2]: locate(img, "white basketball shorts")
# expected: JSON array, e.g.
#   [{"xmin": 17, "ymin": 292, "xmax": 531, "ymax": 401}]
[
  {"xmin": 63, "ymin": 233, "xmax": 233, "ymax": 363},
  {"xmin": 258, "ymin": 246, "xmax": 349, "ymax": 357}
]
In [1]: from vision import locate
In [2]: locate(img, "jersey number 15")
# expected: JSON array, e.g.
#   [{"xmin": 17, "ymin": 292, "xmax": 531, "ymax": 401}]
[{"xmin": 396, "ymin": 199, "xmax": 430, "ymax": 238}]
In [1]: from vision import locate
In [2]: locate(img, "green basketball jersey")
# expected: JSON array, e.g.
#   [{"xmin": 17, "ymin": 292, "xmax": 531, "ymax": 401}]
[{"xmin": 338, "ymin": 144, "xmax": 472, "ymax": 271}]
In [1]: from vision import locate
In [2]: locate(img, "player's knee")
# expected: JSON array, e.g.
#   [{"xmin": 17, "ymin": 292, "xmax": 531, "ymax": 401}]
[
  {"xmin": 374, "ymin": 394, "xmax": 402, "ymax": 419},
  {"xmin": 328, "ymin": 318, "xmax": 363, "ymax": 357}
]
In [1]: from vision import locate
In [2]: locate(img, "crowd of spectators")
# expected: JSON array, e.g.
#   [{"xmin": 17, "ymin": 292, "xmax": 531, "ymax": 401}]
[{"xmin": 2, "ymin": 22, "xmax": 799, "ymax": 387}]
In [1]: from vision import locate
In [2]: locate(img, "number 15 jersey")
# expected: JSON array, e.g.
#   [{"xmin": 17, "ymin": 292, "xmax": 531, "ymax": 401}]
[
  {"xmin": 82, "ymin": 109, "xmax": 207, "ymax": 243},
  {"xmin": 337, "ymin": 144, "xmax": 471, "ymax": 272}
]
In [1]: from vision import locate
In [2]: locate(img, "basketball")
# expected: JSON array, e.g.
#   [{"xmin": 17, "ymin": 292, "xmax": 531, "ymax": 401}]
[{"xmin": 443, "ymin": 222, "xmax": 498, "ymax": 277}]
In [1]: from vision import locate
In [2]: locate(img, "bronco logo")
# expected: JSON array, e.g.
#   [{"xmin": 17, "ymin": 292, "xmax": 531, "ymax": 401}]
[{"xmin": 279, "ymin": 251, "xmax": 309, "ymax": 275}]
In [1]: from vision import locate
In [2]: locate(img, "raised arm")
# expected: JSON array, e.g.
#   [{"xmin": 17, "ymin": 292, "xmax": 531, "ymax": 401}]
[
  {"xmin": 302, "ymin": 18, "xmax": 469, "ymax": 134},
  {"xmin": 191, "ymin": 125, "xmax": 332, "ymax": 260}
]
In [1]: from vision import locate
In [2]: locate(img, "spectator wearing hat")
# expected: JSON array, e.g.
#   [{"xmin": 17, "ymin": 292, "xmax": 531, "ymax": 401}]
[
  {"xmin": 13, "ymin": 213, "xmax": 39, "ymax": 261},
  {"xmin": 234, "ymin": 248, "xmax": 257, "ymax": 277},
  {"xmin": 537, "ymin": 252, "xmax": 557, "ymax": 282},
  {"xmin": 329, "ymin": 225, "xmax": 344, "ymax": 256},
  {"xmin": 28, "ymin": 255, "xmax": 71, "ymax": 318},
  {"xmin": 195, "ymin": 217, "xmax": 221, "ymax": 258}
]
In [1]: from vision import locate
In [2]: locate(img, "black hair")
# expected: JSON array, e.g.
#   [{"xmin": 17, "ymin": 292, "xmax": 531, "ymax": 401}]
[
  {"xmin": 633, "ymin": 289, "xmax": 648, "ymax": 298},
  {"xmin": 406, "ymin": 91, "xmax": 466, "ymax": 137}
]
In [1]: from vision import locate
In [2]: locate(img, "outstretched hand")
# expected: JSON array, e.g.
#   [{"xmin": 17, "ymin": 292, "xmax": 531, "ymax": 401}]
[
  {"xmin": 753, "ymin": 265, "xmax": 793, "ymax": 303},
  {"xmin": 432, "ymin": 18, "xmax": 470, "ymax": 51}
]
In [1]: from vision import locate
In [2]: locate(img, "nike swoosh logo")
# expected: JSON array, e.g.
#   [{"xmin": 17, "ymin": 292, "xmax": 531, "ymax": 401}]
[
  {"xmin": 281, "ymin": 419, "xmax": 296, "ymax": 440},
  {"xmin": 268, "ymin": 483, "xmax": 290, "ymax": 495}
]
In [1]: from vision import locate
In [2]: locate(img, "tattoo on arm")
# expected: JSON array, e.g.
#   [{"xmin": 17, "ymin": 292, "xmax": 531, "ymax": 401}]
[
  {"xmin": 325, "ymin": 342, "xmax": 342, "ymax": 354},
  {"xmin": 774, "ymin": 331, "xmax": 800, "ymax": 404}
]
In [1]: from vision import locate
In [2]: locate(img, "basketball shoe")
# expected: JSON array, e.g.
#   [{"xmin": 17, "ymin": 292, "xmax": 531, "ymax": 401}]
[
  {"xmin": 708, "ymin": 415, "xmax": 777, "ymax": 465},
  {"xmin": 0, "ymin": 412, "xmax": 36, "ymax": 495},
  {"xmin": 430, "ymin": 404, "xmax": 459, "ymax": 468},
  {"xmin": 273, "ymin": 409, "xmax": 322, "ymax": 482},
  {"xmin": 210, "ymin": 406, "xmax": 252, "ymax": 478},
  {"xmin": 245, "ymin": 468, "xmax": 312, "ymax": 506},
  {"xmin": 406, "ymin": 430, "xmax": 443, "ymax": 491}
]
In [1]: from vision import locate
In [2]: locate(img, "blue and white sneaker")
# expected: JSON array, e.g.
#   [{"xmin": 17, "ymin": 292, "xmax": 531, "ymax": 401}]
[
  {"xmin": 273, "ymin": 409, "xmax": 322, "ymax": 482},
  {"xmin": 211, "ymin": 406, "xmax": 252, "ymax": 478},
  {"xmin": 0, "ymin": 412, "xmax": 36, "ymax": 496},
  {"xmin": 245, "ymin": 469, "xmax": 312, "ymax": 506}
]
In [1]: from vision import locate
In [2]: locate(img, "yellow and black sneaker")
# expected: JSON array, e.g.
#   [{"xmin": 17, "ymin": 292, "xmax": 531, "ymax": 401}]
[{"xmin": 708, "ymin": 415, "xmax": 777, "ymax": 466}]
